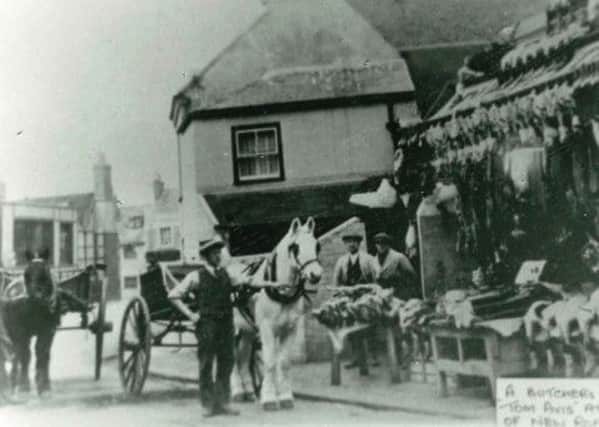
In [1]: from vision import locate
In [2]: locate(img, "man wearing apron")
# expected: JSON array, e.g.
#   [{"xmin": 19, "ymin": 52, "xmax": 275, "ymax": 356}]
[{"xmin": 333, "ymin": 233, "xmax": 379, "ymax": 374}]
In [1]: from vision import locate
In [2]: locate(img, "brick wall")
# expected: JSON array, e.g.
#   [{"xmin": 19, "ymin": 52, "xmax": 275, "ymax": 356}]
[{"xmin": 303, "ymin": 217, "xmax": 367, "ymax": 362}]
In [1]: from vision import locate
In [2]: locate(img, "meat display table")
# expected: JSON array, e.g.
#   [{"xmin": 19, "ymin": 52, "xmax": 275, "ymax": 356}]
[
  {"xmin": 327, "ymin": 323, "xmax": 400, "ymax": 385},
  {"xmin": 429, "ymin": 321, "xmax": 529, "ymax": 401}
]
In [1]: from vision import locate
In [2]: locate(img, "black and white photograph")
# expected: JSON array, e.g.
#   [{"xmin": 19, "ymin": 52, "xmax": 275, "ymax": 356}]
[{"xmin": 2, "ymin": 1, "xmax": 599, "ymax": 426}]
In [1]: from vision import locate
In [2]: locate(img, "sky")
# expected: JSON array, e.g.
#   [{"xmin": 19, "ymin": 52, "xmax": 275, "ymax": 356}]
[{"xmin": 0, "ymin": 0, "xmax": 263, "ymax": 204}]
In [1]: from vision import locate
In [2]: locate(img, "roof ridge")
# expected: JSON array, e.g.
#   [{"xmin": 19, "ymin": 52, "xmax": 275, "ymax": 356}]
[{"xmin": 260, "ymin": 59, "xmax": 405, "ymax": 80}]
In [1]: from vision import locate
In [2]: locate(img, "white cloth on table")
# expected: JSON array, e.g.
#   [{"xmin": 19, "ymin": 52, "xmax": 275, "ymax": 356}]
[{"xmin": 478, "ymin": 317, "xmax": 523, "ymax": 338}]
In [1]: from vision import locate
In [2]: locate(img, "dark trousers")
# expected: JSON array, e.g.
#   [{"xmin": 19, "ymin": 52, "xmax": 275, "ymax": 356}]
[
  {"xmin": 0, "ymin": 306, "xmax": 12, "ymax": 394},
  {"xmin": 349, "ymin": 328, "xmax": 378, "ymax": 370},
  {"xmin": 196, "ymin": 315, "xmax": 234, "ymax": 410},
  {"xmin": 7, "ymin": 298, "xmax": 57, "ymax": 393}
]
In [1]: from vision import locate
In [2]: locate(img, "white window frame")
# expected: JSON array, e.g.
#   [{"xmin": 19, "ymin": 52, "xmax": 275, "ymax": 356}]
[
  {"xmin": 233, "ymin": 125, "xmax": 283, "ymax": 183},
  {"xmin": 159, "ymin": 227, "xmax": 172, "ymax": 246}
]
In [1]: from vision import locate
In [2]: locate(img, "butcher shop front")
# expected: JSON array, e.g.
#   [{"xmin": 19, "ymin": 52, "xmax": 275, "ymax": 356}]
[{"xmin": 311, "ymin": 0, "xmax": 599, "ymax": 402}]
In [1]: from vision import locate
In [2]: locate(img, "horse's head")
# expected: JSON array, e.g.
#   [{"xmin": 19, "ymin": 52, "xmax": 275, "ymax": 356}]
[{"xmin": 277, "ymin": 217, "xmax": 323, "ymax": 285}]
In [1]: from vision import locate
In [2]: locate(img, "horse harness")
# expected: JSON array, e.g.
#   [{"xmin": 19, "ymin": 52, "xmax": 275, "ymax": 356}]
[{"xmin": 263, "ymin": 253, "xmax": 316, "ymax": 305}]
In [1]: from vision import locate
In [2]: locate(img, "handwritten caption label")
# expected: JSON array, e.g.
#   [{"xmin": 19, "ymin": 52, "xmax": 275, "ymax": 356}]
[{"xmin": 497, "ymin": 379, "xmax": 599, "ymax": 427}]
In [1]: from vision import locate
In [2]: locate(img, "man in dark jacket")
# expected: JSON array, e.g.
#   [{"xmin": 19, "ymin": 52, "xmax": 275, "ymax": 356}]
[
  {"xmin": 20, "ymin": 248, "xmax": 58, "ymax": 396},
  {"xmin": 373, "ymin": 233, "xmax": 418, "ymax": 300}
]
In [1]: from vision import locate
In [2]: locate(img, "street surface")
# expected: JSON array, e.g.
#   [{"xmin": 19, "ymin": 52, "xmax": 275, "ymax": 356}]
[
  {"xmin": 0, "ymin": 315, "xmax": 494, "ymax": 427},
  {"xmin": 0, "ymin": 363, "xmax": 469, "ymax": 427}
]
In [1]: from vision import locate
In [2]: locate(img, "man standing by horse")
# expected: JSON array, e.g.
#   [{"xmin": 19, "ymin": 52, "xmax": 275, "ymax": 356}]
[
  {"xmin": 168, "ymin": 237, "xmax": 242, "ymax": 418},
  {"xmin": 333, "ymin": 232, "xmax": 379, "ymax": 374},
  {"xmin": 214, "ymin": 223, "xmax": 258, "ymax": 403}
]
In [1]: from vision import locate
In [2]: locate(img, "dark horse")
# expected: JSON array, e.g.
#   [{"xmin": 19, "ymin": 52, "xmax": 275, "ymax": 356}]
[{"xmin": 2, "ymin": 251, "xmax": 58, "ymax": 396}]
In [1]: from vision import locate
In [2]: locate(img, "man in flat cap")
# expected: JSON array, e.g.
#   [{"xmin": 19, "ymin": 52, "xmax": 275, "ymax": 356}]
[
  {"xmin": 168, "ymin": 237, "xmax": 240, "ymax": 418},
  {"xmin": 333, "ymin": 232, "xmax": 379, "ymax": 373},
  {"xmin": 373, "ymin": 232, "xmax": 418, "ymax": 300},
  {"xmin": 169, "ymin": 237, "xmax": 285, "ymax": 417}
]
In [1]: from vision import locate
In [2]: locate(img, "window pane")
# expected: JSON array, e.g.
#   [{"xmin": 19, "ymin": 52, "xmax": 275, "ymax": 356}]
[
  {"xmin": 59, "ymin": 223, "xmax": 74, "ymax": 265},
  {"xmin": 237, "ymin": 132, "xmax": 256, "ymax": 155},
  {"xmin": 257, "ymin": 130, "xmax": 276, "ymax": 153},
  {"xmin": 234, "ymin": 126, "xmax": 281, "ymax": 182},
  {"xmin": 256, "ymin": 155, "xmax": 269, "ymax": 175},
  {"xmin": 123, "ymin": 244, "xmax": 137, "ymax": 259},
  {"xmin": 268, "ymin": 155, "xmax": 280, "ymax": 174},
  {"xmin": 124, "ymin": 276, "xmax": 138, "ymax": 289},
  {"xmin": 238, "ymin": 158, "xmax": 256, "ymax": 178},
  {"xmin": 14, "ymin": 220, "xmax": 54, "ymax": 265},
  {"xmin": 160, "ymin": 227, "xmax": 172, "ymax": 246}
]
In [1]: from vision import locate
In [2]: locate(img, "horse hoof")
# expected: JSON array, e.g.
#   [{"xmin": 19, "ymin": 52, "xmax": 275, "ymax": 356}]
[
  {"xmin": 280, "ymin": 399, "xmax": 294, "ymax": 410},
  {"xmin": 262, "ymin": 402, "xmax": 278, "ymax": 411},
  {"xmin": 243, "ymin": 392, "xmax": 256, "ymax": 402}
]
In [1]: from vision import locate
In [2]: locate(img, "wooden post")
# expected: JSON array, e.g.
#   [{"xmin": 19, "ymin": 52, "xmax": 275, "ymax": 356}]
[
  {"xmin": 385, "ymin": 326, "xmax": 401, "ymax": 383},
  {"xmin": 331, "ymin": 347, "xmax": 341, "ymax": 386},
  {"xmin": 328, "ymin": 330, "xmax": 343, "ymax": 386}
]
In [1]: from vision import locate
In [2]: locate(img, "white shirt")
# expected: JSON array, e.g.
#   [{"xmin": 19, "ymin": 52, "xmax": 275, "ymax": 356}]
[
  {"xmin": 167, "ymin": 263, "xmax": 218, "ymax": 300},
  {"xmin": 349, "ymin": 253, "xmax": 359, "ymax": 265}
]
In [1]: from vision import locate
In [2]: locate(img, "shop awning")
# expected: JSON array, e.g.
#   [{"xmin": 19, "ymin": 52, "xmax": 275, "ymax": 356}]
[
  {"xmin": 430, "ymin": 38, "xmax": 599, "ymax": 123},
  {"xmin": 204, "ymin": 179, "xmax": 380, "ymax": 255}
]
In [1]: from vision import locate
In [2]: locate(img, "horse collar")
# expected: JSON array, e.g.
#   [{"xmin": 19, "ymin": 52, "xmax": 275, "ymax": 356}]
[{"xmin": 264, "ymin": 253, "xmax": 308, "ymax": 305}]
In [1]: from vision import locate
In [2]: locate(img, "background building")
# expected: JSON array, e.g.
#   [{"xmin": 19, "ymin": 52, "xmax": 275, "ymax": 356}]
[
  {"xmin": 0, "ymin": 153, "xmax": 121, "ymax": 299},
  {"xmin": 117, "ymin": 175, "xmax": 181, "ymax": 296}
]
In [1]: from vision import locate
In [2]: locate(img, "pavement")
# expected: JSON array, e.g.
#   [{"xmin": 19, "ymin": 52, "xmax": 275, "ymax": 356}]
[
  {"xmin": 0, "ymin": 311, "xmax": 492, "ymax": 427},
  {"xmin": 1, "ymin": 371, "xmax": 475, "ymax": 427},
  {"xmin": 3, "ymin": 299, "xmax": 495, "ymax": 426},
  {"xmin": 148, "ymin": 346, "xmax": 495, "ymax": 421}
]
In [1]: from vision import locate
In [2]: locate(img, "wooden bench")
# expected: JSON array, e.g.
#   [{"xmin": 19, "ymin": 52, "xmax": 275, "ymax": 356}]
[
  {"xmin": 429, "ymin": 324, "xmax": 529, "ymax": 401},
  {"xmin": 327, "ymin": 323, "xmax": 401, "ymax": 385}
]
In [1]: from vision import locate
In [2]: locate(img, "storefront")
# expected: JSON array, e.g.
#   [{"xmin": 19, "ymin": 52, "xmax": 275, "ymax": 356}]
[{"xmin": 313, "ymin": 0, "xmax": 599, "ymax": 397}]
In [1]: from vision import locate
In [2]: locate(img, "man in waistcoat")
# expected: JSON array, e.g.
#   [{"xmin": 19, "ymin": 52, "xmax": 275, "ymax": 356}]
[
  {"xmin": 168, "ymin": 238, "xmax": 240, "ymax": 418},
  {"xmin": 333, "ymin": 233, "xmax": 379, "ymax": 374}
]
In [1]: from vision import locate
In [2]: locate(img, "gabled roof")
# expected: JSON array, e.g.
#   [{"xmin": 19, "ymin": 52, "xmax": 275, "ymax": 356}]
[
  {"xmin": 171, "ymin": 0, "xmax": 413, "ymax": 127},
  {"xmin": 346, "ymin": 0, "xmax": 550, "ymax": 49},
  {"xmin": 207, "ymin": 60, "xmax": 414, "ymax": 111}
]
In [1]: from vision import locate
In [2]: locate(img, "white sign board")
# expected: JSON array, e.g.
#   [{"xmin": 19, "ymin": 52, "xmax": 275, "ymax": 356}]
[
  {"xmin": 514, "ymin": 260, "xmax": 546, "ymax": 286},
  {"xmin": 497, "ymin": 378, "xmax": 599, "ymax": 427}
]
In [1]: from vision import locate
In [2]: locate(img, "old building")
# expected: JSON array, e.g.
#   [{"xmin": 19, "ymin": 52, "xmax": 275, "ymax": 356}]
[
  {"xmin": 0, "ymin": 153, "xmax": 121, "ymax": 299},
  {"xmin": 170, "ymin": 0, "xmax": 421, "ymax": 263},
  {"xmin": 117, "ymin": 175, "xmax": 182, "ymax": 295}
]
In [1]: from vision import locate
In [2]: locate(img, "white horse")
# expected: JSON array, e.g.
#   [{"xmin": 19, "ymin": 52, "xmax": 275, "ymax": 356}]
[{"xmin": 228, "ymin": 217, "xmax": 322, "ymax": 410}]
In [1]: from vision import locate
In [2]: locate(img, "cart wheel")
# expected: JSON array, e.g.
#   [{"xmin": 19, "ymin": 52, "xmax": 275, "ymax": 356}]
[
  {"xmin": 249, "ymin": 339, "xmax": 263, "ymax": 397},
  {"xmin": 94, "ymin": 275, "xmax": 108, "ymax": 380},
  {"xmin": 118, "ymin": 297, "xmax": 152, "ymax": 395}
]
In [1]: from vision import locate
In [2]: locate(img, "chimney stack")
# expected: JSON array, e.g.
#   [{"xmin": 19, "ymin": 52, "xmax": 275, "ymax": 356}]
[
  {"xmin": 94, "ymin": 152, "xmax": 114, "ymax": 201},
  {"xmin": 93, "ymin": 152, "xmax": 117, "ymax": 233},
  {"xmin": 153, "ymin": 173, "xmax": 165, "ymax": 201}
]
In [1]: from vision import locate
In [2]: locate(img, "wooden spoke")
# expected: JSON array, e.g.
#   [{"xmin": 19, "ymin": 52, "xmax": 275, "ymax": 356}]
[{"xmin": 118, "ymin": 297, "xmax": 152, "ymax": 396}]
